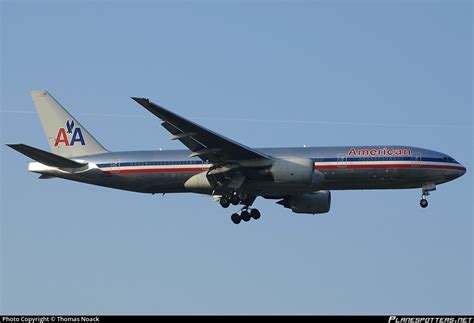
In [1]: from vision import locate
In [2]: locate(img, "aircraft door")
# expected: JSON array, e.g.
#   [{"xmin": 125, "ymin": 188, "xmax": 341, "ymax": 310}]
[
  {"xmin": 201, "ymin": 159, "xmax": 209, "ymax": 171},
  {"xmin": 411, "ymin": 153, "xmax": 421, "ymax": 168},
  {"xmin": 337, "ymin": 153, "xmax": 347, "ymax": 168},
  {"xmin": 110, "ymin": 159, "xmax": 121, "ymax": 173}
]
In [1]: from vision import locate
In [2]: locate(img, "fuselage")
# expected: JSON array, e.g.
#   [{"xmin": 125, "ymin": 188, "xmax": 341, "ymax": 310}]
[{"xmin": 29, "ymin": 145, "xmax": 466, "ymax": 196}]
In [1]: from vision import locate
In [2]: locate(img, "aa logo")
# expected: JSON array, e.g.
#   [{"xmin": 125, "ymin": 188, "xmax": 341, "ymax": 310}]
[{"xmin": 54, "ymin": 120, "xmax": 85, "ymax": 147}]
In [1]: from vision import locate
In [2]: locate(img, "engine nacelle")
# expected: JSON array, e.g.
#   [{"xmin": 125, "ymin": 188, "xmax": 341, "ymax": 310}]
[
  {"xmin": 277, "ymin": 191, "xmax": 331, "ymax": 214},
  {"xmin": 184, "ymin": 171, "xmax": 213, "ymax": 194},
  {"xmin": 270, "ymin": 157, "xmax": 313, "ymax": 184},
  {"xmin": 270, "ymin": 157, "xmax": 324, "ymax": 187}
]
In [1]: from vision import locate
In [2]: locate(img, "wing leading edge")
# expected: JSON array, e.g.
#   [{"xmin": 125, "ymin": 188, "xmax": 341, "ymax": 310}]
[{"xmin": 131, "ymin": 97, "xmax": 270, "ymax": 164}]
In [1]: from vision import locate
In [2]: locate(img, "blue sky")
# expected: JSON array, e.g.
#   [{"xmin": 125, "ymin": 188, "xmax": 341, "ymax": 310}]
[{"xmin": 1, "ymin": 0, "xmax": 472, "ymax": 314}]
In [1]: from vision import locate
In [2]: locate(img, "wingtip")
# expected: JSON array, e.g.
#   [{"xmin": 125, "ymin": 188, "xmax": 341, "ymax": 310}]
[
  {"xmin": 6, "ymin": 144, "xmax": 25, "ymax": 153},
  {"xmin": 131, "ymin": 97, "xmax": 150, "ymax": 106}
]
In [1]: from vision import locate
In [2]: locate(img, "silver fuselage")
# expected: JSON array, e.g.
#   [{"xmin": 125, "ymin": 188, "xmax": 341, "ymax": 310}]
[{"xmin": 28, "ymin": 145, "xmax": 466, "ymax": 197}]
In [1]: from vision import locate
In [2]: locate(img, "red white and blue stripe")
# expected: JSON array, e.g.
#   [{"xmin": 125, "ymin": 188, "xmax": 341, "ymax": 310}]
[{"xmin": 96, "ymin": 156, "xmax": 465, "ymax": 174}]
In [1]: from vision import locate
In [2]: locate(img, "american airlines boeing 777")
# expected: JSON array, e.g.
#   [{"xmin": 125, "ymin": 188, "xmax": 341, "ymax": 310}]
[{"xmin": 8, "ymin": 91, "xmax": 466, "ymax": 224}]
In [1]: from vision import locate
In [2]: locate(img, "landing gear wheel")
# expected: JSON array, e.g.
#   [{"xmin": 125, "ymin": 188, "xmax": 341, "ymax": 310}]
[
  {"xmin": 230, "ymin": 194, "xmax": 240, "ymax": 206},
  {"xmin": 231, "ymin": 213, "xmax": 241, "ymax": 224},
  {"xmin": 241, "ymin": 210, "xmax": 251, "ymax": 222},
  {"xmin": 420, "ymin": 199, "xmax": 428, "ymax": 208},
  {"xmin": 250, "ymin": 209, "xmax": 261, "ymax": 220},
  {"xmin": 239, "ymin": 193, "xmax": 248, "ymax": 201},
  {"xmin": 220, "ymin": 198, "xmax": 230, "ymax": 208},
  {"xmin": 419, "ymin": 184, "xmax": 435, "ymax": 209}
]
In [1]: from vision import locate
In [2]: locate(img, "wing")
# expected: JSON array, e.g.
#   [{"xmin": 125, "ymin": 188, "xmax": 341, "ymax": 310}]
[{"xmin": 131, "ymin": 97, "xmax": 270, "ymax": 164}]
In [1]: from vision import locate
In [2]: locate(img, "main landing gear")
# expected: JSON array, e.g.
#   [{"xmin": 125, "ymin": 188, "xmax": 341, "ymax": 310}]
[
  {"xmin": 219, "ymin": 196, "xmax": 231, "ymax": 208},
  {"xmin": 219, "ymin": 192, "xmax": 248, "ymax": 208},
  {"xmin": 420, "ymin": 183, "xmax": 436, "ymax": 209},
  {"xmin": 219, "ymin": 192, "xmax": 261, "ymax": 224},
  {"xmin": 231, "ymin": 208, "xmax": 261, "ymax": 224}
]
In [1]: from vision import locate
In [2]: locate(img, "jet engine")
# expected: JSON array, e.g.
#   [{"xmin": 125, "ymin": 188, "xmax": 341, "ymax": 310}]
[
  {"xmin": 277, "ymin": 191, "xmax": 331, "ymax": 214},
  {"xmin": 184, "ymin": 171, "xmax": 213, "ymax": 194},
  {"xmin": 269, "ymin": 156, "xmax": 325, "ymax": 187}
]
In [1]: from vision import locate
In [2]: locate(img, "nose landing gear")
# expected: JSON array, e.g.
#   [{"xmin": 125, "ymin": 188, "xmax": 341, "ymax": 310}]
[
  {"xmin": 420, "ymin": 183, "xmax": 436, "ymax": 208},
  {"xmin": 420, "ymin": 198, "xmax": 428, "ymax": 208}
]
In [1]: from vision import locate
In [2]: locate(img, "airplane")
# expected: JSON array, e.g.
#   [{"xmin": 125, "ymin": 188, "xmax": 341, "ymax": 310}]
[{"xmin": 7, "ymin": 91, "xmax": 466, "ymax": 224}]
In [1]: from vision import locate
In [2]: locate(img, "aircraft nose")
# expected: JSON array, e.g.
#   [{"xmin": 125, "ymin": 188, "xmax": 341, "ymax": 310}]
[
  {"xmin": 446, "ymin": 165, "xmax": 466, "ymax": 182},
  {"xmin": 452, "ymin": 164, "xmax": 467, "ymax": 180}
]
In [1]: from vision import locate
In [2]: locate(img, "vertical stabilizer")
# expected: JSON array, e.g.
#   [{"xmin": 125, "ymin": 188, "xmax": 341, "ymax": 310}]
[{"xmin": 31, "ymin": 90, "xmax": 108, "ymax": 158}]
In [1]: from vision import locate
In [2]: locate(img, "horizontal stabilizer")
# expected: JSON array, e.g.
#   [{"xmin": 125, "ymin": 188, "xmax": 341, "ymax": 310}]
[{"xmin": 6, "ymin": 144, "xmax": 87, "ymax": 169}]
